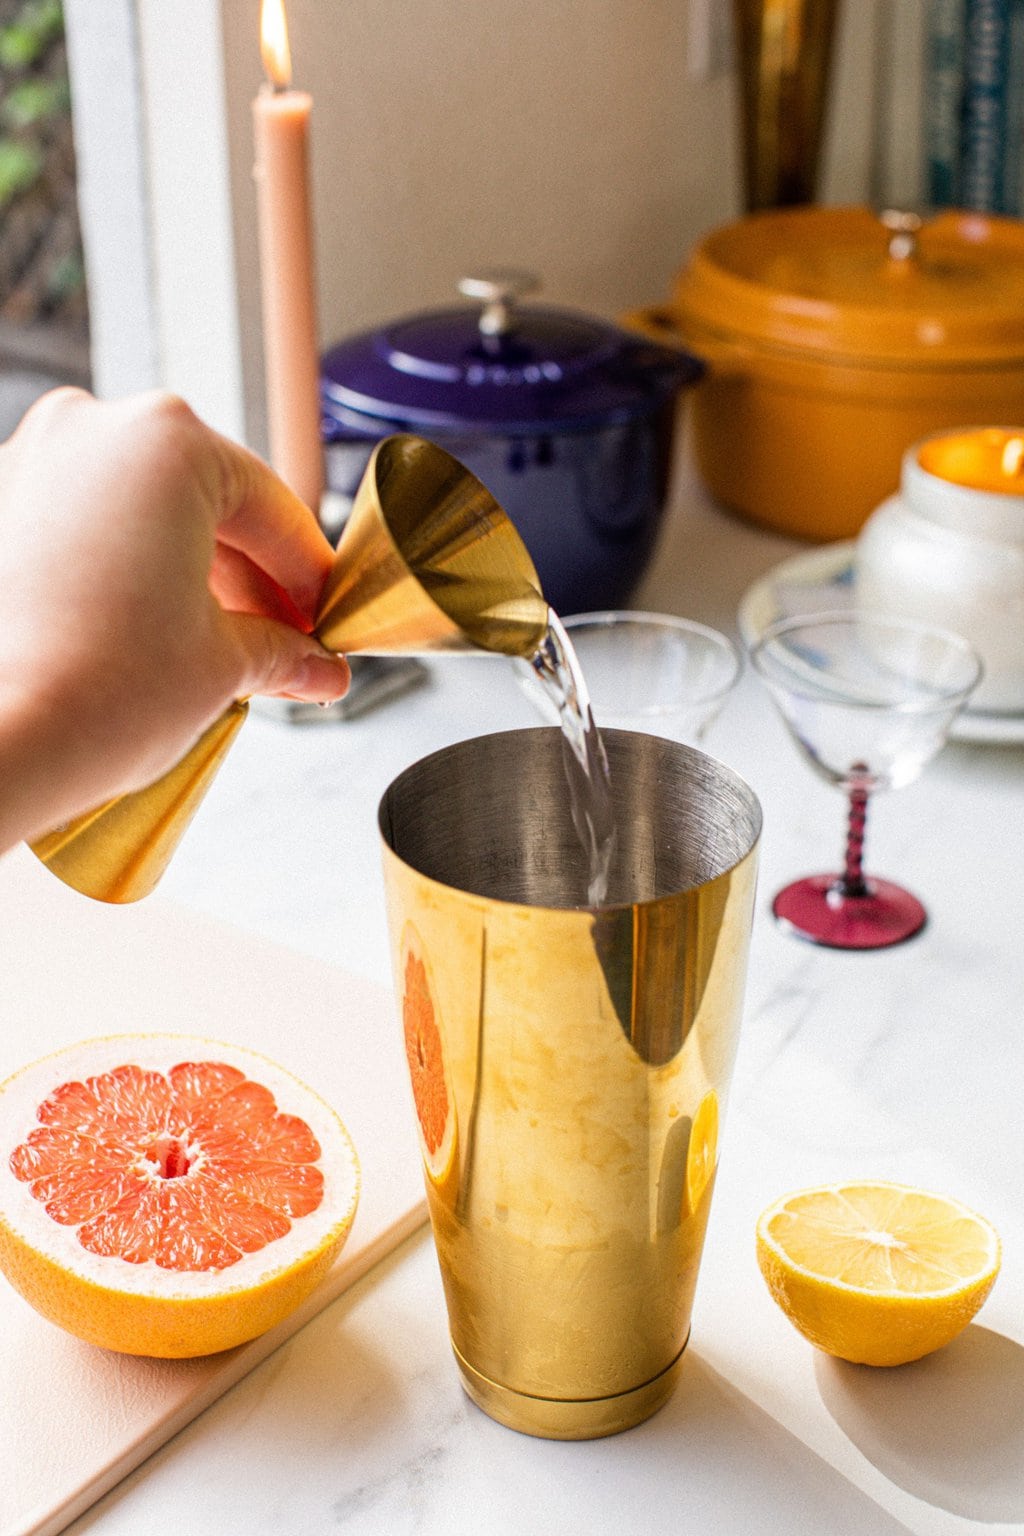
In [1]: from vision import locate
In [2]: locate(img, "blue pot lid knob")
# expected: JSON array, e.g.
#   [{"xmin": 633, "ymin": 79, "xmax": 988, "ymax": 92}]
[{"xmin": 457, "ymin": 269, "xmax": 540, "ymax": 338}]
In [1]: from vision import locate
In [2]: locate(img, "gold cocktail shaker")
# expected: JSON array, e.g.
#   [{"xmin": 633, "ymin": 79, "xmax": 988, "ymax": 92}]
[{"xmin": 380, "ymin": 727, "xmax": 761, "ymax": 1438}]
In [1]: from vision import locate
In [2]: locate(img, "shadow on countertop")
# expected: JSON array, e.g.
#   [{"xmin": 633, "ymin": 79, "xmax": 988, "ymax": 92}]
[{"xmin": 816, "ymin": 1324, "xmax": 1024, "ymax": 1522}]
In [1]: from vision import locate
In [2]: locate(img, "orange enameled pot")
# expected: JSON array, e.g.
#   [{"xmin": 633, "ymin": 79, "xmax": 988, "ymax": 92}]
[{"xmin": 625, "ymin": 206, "xmax": 1024, "ymax": 542}]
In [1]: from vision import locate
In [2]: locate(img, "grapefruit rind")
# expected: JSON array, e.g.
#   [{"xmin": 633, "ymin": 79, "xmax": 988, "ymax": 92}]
[
  {"xmin": 0, "ymin": 1034, "xmax": 360, "ymax": 1357},
  {"xmin": 399, "ymin": 924, "xmax": 457, "ymax": 1189},
  {"xmin": 756, "ymin": 1180, "xmax": 1001, "ymax": 1368}
]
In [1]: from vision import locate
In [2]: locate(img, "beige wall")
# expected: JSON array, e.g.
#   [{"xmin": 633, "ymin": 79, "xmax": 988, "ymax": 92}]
[
  {"xmin": 225, "ymin": 0, "xmax": 877, "ymax": 453},
  {"xmin": 69, "ymin": 0, "xmax": 879, "ymax": 449}
]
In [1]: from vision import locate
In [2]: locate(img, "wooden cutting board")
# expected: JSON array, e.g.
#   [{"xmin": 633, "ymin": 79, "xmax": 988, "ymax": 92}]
[{"xmin": 0, "ymin": 845, "xmax": 427, "ymax": 1536}]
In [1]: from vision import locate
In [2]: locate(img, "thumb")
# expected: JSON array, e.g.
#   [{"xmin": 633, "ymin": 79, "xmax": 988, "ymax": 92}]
[{"xmin": 222, "ymin": 612, "xmax": 351, "ymax": 702}]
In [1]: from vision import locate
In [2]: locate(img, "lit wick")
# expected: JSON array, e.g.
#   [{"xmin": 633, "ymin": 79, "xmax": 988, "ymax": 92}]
[
  {"xmin": 261, "ymin": 0, "xmax": 291, "ymax": 90},
  {"xmin": 1000, "ymin": 436, "xmax": 1024, "ymax": 480}
]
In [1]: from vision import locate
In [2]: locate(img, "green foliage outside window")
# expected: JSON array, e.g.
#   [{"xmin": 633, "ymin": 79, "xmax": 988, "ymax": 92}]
[{"xmin": 0, "ymin": 0, "xmax": 87, "ymax": 332}]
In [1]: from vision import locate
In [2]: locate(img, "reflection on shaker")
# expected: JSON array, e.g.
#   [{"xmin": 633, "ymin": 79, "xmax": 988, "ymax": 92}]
[{"xmin": 400, "ymin": 923, "xmax": 459, "ymax": 1194}]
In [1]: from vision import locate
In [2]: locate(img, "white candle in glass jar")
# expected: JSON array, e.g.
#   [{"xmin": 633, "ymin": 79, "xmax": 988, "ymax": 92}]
[{"xmin": 856, "ymin": 429, "xmax": 1024, "ymax": 714}]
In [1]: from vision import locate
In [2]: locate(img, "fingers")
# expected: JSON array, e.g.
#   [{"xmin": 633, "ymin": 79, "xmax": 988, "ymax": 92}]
[
  {"xmin": 208, "ymin": 430, "xmax": 336, "ymax": 624},
  {"xmin": 220, "ymin": 611, "xmax": 351, "ymax": 703},
  {"xmin": 16, "ymin": 391, "xmax": 337, "ymax": 630},
  {"xmin": 209, "ymin": 543, "xmax": 314, "ymax": 631}
]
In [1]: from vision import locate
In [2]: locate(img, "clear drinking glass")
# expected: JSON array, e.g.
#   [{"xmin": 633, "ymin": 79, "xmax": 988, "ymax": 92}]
[
  {"xmin": 517, "ymin": 611, "xmax": 743, "ymax": 744},
  {"xmin": 751, "ymin": 611, "xmax": 982, "ymax": 949}
]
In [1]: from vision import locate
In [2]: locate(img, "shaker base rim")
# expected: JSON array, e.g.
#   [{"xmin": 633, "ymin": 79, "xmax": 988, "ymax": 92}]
[{"xmin": 452, "ymin": 1332, "xmax": 689, "ymax": 1440}]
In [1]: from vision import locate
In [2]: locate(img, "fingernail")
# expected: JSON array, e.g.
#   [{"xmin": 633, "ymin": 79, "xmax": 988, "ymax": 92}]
[{"xmin": 292, "ymin": 651, "xmax": 350, "ymax": 702}]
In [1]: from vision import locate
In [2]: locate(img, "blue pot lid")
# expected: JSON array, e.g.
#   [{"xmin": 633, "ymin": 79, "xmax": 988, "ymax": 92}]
[{"xmin": 320, "ymin": 272, "xmax": 702, "ymax": 434}]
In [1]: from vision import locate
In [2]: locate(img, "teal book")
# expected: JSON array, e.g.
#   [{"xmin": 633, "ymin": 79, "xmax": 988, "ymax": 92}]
[
  {"xmin": 925, "ymin": 0, "xmax": 966, "ymax": 207},
  {"xmin": 1001, "ymin": 0, "xmax": 1024, "ymax": 214},
  {"xmin": 960, "ymin": 0, "xmax": 1014, "ymax": 212}
]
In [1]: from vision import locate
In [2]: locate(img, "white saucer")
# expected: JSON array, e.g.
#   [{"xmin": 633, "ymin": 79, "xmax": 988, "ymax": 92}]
[{"xmin": 737, "ymin": 543, "xmax": 1024, "ymax": 746}]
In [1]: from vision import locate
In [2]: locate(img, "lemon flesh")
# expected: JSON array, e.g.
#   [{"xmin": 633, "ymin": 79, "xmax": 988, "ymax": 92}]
[{"xmin": 756, "ymin": 1181, "xmax": 1000, "ymax": 1367}]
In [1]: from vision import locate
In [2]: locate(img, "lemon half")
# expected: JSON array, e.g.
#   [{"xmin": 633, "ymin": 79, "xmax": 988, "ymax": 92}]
[{"xmin": 756, "ymin": 1181, "xmax": 1001, "ymax": 1367}]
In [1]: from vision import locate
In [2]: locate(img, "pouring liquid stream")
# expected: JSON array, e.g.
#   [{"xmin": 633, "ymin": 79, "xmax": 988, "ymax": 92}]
[{"xmin": 529, "ymin": 610, "xmax": 617, "ymax": 906}]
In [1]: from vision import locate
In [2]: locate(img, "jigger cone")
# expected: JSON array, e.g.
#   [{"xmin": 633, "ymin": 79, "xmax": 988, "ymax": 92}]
[
  {"xmin": 316, "ymin": 434, "xmax": 549, "ymax": 657},
  {"xmin": 29, "ymin": 703, "xmax": 250, "ymax": 906},
  {"xmin": 30, "ymin": 435, "xmax": 548, "ymax": 904}
]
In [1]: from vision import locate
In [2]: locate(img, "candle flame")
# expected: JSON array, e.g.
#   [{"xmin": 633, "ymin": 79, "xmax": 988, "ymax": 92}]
[
  {"xmin": 1001, "ymin": 436, "xmax": 1024, "ymax": 479},
  {"xmin": 260, "ymin": 0, "xmax": 292, "ymax": 89}
]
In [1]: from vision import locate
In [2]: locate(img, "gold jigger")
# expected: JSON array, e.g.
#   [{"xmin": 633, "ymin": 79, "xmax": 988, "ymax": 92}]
[{"xmin": 30, "ymin": 435, "xmax": 548, "ymax": 904}]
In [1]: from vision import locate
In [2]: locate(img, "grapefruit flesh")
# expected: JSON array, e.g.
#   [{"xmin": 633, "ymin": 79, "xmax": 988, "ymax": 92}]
[{"xmin": 0, "ymin": 1035, "xmax": 359, "ymax": 1357}]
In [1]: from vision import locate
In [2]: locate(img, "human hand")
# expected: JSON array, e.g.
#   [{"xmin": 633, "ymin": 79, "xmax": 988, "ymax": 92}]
[{"xmin": 0, "ymin": 388, "xmax": 350, "ymax": 850}]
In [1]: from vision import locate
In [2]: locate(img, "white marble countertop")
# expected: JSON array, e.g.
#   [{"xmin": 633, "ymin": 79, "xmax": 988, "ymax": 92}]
[{"xmin": 62, "ymin": 452, "xmax": 1024, "ymax": 1536}]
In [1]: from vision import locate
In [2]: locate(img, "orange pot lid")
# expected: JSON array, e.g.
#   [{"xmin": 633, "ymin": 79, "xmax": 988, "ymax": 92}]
[{"xmin": 673, "ymin": 205, "xmax": 1024, "ymax": 367}]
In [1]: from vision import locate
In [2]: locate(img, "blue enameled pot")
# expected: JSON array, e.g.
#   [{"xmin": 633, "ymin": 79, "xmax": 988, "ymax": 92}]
[{"xmin": 320, "ymin": 272, "xmax": 703, "ymax": 615}]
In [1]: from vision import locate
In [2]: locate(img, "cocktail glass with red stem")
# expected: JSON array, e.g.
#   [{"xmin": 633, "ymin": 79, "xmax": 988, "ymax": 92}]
[{"xmin": 750, "ymin": 612, "xmax": 982, "ymax": 950}]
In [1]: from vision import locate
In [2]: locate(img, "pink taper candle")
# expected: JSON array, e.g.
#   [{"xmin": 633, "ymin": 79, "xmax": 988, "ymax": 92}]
[{"xmin": 252, "ymin": 0, "xmax": 324, "ymax": 513}]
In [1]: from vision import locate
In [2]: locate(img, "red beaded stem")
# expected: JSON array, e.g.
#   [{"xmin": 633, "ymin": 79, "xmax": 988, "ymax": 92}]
[{"xmin": 839, "ymin": 771, "xmax": 870, "ymax": 898}]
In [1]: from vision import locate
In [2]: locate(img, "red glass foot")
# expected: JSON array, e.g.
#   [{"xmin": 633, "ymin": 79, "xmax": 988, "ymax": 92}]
[{"xmin": 772, "ymin": 874, "xmax": 927, "ymax": 950}]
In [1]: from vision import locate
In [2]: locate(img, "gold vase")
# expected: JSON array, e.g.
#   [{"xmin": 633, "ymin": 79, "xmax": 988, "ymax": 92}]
[
  {"xmin": 380, "ymin": 728, "xmax": 761, "ymax": 1438},
  {"xmin": 732, "ymin": 0, "xmax": 840, "ymax": 210}
]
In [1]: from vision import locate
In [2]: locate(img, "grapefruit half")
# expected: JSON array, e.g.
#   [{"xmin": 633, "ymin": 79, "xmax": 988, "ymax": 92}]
[{"xmin": 0, "ymin": 1034, "xmax": 359, "ymax": 1357}]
